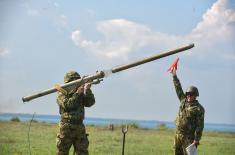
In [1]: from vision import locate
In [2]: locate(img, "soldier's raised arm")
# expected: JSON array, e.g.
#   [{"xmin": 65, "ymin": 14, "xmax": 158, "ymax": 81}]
[{"xmin": 171, "ymin": 68, "xmax": 185, "ymax": 101}]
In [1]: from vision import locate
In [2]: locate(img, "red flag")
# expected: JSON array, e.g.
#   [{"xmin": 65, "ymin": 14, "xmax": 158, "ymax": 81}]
[{"xmin": 167, "ymin": 57, "xmax": 179, "ymax": 72}]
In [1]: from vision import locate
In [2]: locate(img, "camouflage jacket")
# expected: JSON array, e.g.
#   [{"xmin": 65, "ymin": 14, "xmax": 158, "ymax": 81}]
[
  {"xmin": 56, "ymin": 89, "xmax": 95, "ymax": 123},
  {"xmin": 173, "ymin": 75, "xmax": 205, "ymax": 141}
]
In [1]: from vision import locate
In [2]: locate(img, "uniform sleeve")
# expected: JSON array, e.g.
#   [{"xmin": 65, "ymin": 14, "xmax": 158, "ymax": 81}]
[
  {"xmin": 56, "ymin": 92, "xmax": 82, "ymax": 110},
  {"xmin": 82, "ymin": 89, "xmax": 95, "ymax": 107},
  {"xmin": 194, "ymin": 106, "xmax": 205, "ymax": 141},
  {"xmin": 173, "ymin": 75, "xmax": 185, "ymax": 101}
]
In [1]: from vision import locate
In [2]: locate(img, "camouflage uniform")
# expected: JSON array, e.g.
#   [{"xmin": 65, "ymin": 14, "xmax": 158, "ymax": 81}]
[
  {"xmin": 56, "ymin": 71, "xmax": 95, "ymax": 155},
  {"xmin": 173, "ymin": 75, "xmax": 205, "ymax": 155}
]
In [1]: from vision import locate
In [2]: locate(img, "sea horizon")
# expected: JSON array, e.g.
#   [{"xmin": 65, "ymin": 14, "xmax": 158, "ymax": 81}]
[{"xmin": 1, "ymin": 112, "xmax": 235, "ymax": 132}]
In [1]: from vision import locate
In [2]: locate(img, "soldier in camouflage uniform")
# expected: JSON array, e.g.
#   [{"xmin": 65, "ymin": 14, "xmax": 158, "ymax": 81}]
[
  {"xmin": 56, "ymin": 71, "xmax": 95, "ymax": 155},
  {"xmin": 171, "ymin": 68, "xmax": 205, "ymax": 155}
]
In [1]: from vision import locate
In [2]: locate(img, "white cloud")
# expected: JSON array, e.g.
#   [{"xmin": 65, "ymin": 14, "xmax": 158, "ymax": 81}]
[
  {"xmin": 71, "ymin": 0, "xmax": 235, "ymax": 60},
  {"xmin": 72, "ymin": 19, "xmax": 180, "ymax": 58},
  {"xmin": 0, "ymin": 48, "xmax": 9, "ymax": 57},
  {"xmin": 187, "ymin": 0, "xmax": 235, "ymax": 60},
  {"xmin": 72, "ymin": 19, "xmax": 152, "ymax": 58},
  {"xmin": 190, "ymin": 0, "xmax": 235, "ymax": 42},
  {"xmin": 71, "ymin": 30, "xmax": 101, "ymax": 50}
]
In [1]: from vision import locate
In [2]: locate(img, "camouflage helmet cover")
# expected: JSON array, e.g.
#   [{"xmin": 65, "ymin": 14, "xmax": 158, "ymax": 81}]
[
  {"xmin": 64, "ymin": 71, "xmax": 81, "ymax": 83},
  {"xmin": 186, "ymin": 86, "xmax": 199, "ymax": 96}
]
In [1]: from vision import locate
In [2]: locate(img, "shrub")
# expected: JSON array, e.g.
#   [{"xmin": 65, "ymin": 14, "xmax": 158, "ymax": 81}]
[
  {"xmin": 157, "ymin": 123, "xmax": 167, "ymax": 130},
  {"xmin": 10, "ymin": 117, "xmax": 20, "ymax": 122},
  {"xmin": 129, "ymin": 123, "xmax": 139, "ymax": 129}
]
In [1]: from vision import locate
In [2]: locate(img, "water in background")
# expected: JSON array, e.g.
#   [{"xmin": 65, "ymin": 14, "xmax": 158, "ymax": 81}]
[{"xmin": 0, "ymin": 113, "xmax": 235, "ymax": 132}]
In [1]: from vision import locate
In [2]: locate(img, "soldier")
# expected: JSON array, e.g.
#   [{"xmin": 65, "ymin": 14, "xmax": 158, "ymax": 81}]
[
  {"xmin": 171, "ymin": 68, "xmax": 205, "ymax": 155},
  {"xmin": 56, "ymin": 71, "xmax": 95, "ymax": 155}
]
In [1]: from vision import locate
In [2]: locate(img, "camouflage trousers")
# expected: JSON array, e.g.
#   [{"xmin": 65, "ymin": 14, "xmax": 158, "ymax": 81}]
[
  {"xmin": 56, "ymin": 122, "xmax": 89, "ymax": 155},
  {"xmin": 174, "ymin": 133, "xmax": 194, "ymax": 155}
]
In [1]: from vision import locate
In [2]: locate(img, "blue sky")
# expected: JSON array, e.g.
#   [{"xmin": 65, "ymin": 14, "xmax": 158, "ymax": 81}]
[{"xmin": 0, "ymin": 0, "xmax": 235, "ymax": 124}]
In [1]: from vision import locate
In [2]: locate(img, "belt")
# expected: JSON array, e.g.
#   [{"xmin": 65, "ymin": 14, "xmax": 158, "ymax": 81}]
[
  {"xmin": 176, "ymin": 127, "xmax": 191, "ymax": 134},
  {"xmin": 61, "ymin": 118, "xmax": 83, "ymax": 124}
]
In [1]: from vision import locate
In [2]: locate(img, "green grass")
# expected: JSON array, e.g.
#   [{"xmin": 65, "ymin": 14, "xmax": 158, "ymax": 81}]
[{"xmin": 0, "ymin": 121, "xmax": 235, "ymax": 155}]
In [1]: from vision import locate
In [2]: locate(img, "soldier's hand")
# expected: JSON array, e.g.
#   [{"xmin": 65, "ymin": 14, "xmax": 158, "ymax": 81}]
[
  {"xmin": 84, "ymin": 83, "xmax": 91, "ymax": 94},
  {"xmin": 193, "ymin": 140, "xmax": 200, "ymax": 148},
  {"xmin": 171, "ymin": 67, "xmax": 177, "ymax": 76},
  {"xmin": 76, "ymin": 85, "xmax": 84, "ymax": 95}
]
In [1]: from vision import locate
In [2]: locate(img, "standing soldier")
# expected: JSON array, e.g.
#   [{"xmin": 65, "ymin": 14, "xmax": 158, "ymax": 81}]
[
  {"xmin": 56, "ymin": 71, "xmax": 95, "ymax": 155},
  {"xmin": 171, "ymin": 68, "xmax": 205, "ymax": 155}
]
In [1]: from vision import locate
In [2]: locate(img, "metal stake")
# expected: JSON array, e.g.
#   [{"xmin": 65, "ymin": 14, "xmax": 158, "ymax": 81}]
[{"xmin": 122, "ymin": 125, "xmax": 128, "ymax": 155}]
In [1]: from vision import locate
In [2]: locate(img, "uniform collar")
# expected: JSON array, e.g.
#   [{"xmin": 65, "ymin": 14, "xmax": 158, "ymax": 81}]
[{"xmin": 186, "ymin": 100, "xmax": 198, "ymax": 106}]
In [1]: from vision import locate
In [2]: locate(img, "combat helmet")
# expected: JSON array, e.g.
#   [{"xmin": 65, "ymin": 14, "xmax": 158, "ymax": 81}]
[
  {"xmin": 64, "ymin": 71, "xmax": 81, "ymax": 83},
  {"xmin": 185, "ymin": 86, "xmax": 199, "ymax": 97}
]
